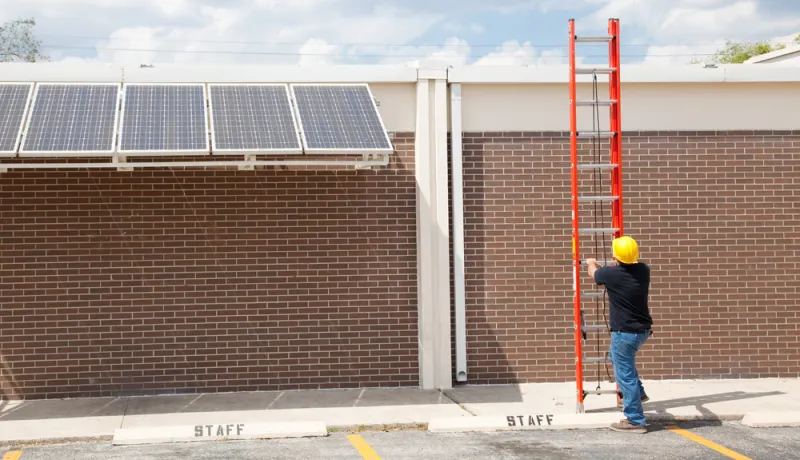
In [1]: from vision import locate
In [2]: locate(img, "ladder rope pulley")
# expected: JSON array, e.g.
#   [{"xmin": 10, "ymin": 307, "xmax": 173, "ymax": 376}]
[{"xmin": 569, "ymin": 17, "xmax": 624, "ymax": 414}]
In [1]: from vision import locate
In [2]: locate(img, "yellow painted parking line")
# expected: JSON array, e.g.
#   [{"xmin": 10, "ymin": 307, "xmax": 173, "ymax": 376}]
[
  {"xmin": 2, "ymin": 450, "xmax": 22, "ymax": 460},
  {"xmin": 346, "ymin": 434, "xmax": 381, "ymax": 460},
  {"xmin": 666, "ymin": 426, "xmax": 751, "ymax": 460}
]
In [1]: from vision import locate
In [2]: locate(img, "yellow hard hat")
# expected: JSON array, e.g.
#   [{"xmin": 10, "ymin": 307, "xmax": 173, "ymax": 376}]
[{"xmin": 612, "ymin": 236, "xmax": 639, "ymax": 264}]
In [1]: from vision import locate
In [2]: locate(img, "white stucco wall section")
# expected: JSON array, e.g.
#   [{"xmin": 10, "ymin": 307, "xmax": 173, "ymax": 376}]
[{"xmin": 459, "ymin": 82, "xmax": 800, "ymax": 132}]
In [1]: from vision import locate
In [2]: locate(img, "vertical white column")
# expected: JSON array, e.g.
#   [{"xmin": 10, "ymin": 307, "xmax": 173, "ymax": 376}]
[
  {"xmin": 432, "ymin": 77, "xmax": 452, "ymax": 389},
  {"xmin": 415, "ymin": 65, "xmax": 452, "ymax": 390},
  {"xmin": 415, "ymin": 77, "xmax": 435, "ymax": 389}
]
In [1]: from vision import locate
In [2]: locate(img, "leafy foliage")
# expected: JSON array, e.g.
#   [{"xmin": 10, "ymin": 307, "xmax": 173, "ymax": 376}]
[
  {"xmin": 711, "ymin": 39, "xmax": 785, "ymax": 64},
  {"xmin": 695, "ymin": 33, "xmax": 800, "ymax": 64},
  {"xmin": 0, "ymin": 18, "xmax": 48, "ymax": 62}
]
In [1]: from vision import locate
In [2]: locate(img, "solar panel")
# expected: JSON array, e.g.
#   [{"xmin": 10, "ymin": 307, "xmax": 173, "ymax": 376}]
[
  {"xmin": 20, "ymin": 83, "xmax": 119, "ymax": 155},
  {"xmin": 208, "ymin": 84, "xmax": 301, "ymax": 154},
  {"xmin": 118, "ymin": 84, "xmax": 209, "ymax": 154},
  {"xmin": 0, "ymin": 83, "xmax": 33, "ymax": 156},
  {"xmin": 290, "ymin": 84, "xmax": 393, "ymax": 153}
]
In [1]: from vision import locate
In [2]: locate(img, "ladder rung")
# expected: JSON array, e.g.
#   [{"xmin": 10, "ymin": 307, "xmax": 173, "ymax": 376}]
[
  {"xmin": 584, "ymin": 356, "xmax": 612, "ymax": 363},
  {"xmin": 581, "ymin": 291, "xmax": 605, "ymax": 298},
  {"xmin": 578, "ymin": 195, "xmax": 619, "ymax": 202},
  {"xmin": 583, "ymin": 324, "xmax": 608, "ymax": 331},
  {"xmin": 580, "ymin": 259, "xmax": 615, "ymax": 265},
  {"xmin": 577, "ymin": 163, "xmax": 617, "ymax": 169},
  {"xmin": 579, "ymin": 228, "xmax": 620, "ymax": 234},
  {"xmin": 585, "ymin": 388, "xmax": 619, "ymax": 395},
  {"xmin": 574, "ymin": 36, "xmax": 613, "ymax": 43},
  {"xmin": 575, "ymin": 67, "xmax": 616, "ymax": 74},
  {"xmin": 577, "ymin": 99, "xmax": 616, "ymax": 106},
  {"xmin": 577, "ymin": 131, "xmax": 616, "ymax": 138}
]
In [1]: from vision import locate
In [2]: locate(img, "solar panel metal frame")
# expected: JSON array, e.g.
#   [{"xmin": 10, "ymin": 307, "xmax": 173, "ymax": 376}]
[
  {"xmin": 207, "ymin": 83, "xmax": 303, "ymax": 155},
  {"xmin": 117, "ymin": 82, "xmax": 211, "ymax": 156},
  {"xmin": 289, "ymin": 83, "xmax": 394, "ymax": 155},
  {"xmin": 18, "ymin": 82, "xmax": 121, "ymax": 157},
  {"xmin": 0, "ymin": 82, "xmax": 34, "ymax": 157}
]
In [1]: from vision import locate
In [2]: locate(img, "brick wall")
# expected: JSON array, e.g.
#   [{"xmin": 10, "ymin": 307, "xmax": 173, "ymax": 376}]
[
  {"xmin": 4, "ymin": 128, "xmax": 799, "ymax": 400},
  {"xmin": 461, "ymin": 130, "xmax": 800, "ymax": 384},
  {"xmin": 0, "ymin": 133, "xmax": 418, "ymax": 400}
]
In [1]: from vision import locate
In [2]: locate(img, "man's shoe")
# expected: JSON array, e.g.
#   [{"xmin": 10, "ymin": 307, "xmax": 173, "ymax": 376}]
[{"xmin": 610, "ymin": 419, "xmax": 647, "ymax": 434}]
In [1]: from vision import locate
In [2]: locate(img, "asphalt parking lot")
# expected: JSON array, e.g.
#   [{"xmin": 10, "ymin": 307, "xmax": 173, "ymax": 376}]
[{"xmin": 3, "ymin": 422, "xmax": 799, "ymax": 460}]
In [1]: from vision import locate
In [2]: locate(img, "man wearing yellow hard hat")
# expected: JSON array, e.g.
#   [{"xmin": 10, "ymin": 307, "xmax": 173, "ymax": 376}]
[{"xmin": 586, "ymin": 235, "xmax": 653, "ymax": 434}]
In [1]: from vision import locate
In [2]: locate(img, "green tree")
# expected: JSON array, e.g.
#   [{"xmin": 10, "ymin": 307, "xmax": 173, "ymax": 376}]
[
  {"xmin": 711, "ymin": 39, "xmax": 785, "ymax": 63},
  {"xmin": 697, "ymin": 33, "xmax": 800, "ymax": 64},
  {"xmin": 0, "ymin": 18, "xmax": 49, "ymax": 62}
]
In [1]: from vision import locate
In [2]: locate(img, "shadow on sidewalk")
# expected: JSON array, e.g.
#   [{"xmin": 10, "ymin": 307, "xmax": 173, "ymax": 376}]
[
  {"xmin": 0, "ymin": 387, "xmax": 458, "ymax": 422},
  {"xmin": 586, "ymin": 390, "xmax": 785, "ymax": 418}
]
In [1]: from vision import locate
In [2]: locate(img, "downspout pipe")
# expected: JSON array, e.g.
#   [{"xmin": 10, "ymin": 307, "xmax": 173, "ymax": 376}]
[{"xmin": 450, "ymin": 83, "xmax": 467, "ymax": 383}]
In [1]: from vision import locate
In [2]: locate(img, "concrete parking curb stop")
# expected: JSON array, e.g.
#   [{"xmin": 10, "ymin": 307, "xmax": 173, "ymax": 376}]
[
  {"xmin": 428, "ymin": 413, "xmax": 619, "ymax": 432},
  {"xmin": 112, "ymin": 421, "xmax": 328, "ymax": 445},
  {"xmin": 741, "ymin": 411, "xmax": 800, "ymax": 428},
  {"xmin": 427, "ymin": 411, "xmax": 800, "ymax": 433}
]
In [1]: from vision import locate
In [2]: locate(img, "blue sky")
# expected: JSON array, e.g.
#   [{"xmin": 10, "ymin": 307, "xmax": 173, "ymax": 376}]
[{"xmin": 1, "ymin": 0, "xmax": 799, "ymax": 66}]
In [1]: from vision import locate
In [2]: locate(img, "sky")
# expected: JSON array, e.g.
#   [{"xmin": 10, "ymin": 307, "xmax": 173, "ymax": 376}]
[{"xmin": 1, "ymin": 0, "xmax": 799, "ymax": 67}]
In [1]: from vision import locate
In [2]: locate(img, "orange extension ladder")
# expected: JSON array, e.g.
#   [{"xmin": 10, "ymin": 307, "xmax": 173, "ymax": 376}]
[{"xmin": 568, "ymin": 18, "xmax": 624, "ymax": 413}]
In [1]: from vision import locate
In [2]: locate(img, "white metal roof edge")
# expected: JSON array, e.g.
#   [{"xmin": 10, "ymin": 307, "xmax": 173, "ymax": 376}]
[
  {"xmin": 0, "ymin": 62, "xmax": 419, "ymax": 83},
  {"xmin": 744, "ymin": 44, "xmax": 800, "ymax": 64},
  {"xmin": 0, "ymin": 61, "xmax": 797, "ymax": 84},
  {"xmin": 446, "ymin": 64, "xmax": 800, "ymax": 83}
]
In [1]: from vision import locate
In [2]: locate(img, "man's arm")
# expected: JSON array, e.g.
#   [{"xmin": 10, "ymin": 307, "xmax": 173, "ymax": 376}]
[{"xmin": 585, "ymin": 258, "xmax": 602, "ymax": 283}]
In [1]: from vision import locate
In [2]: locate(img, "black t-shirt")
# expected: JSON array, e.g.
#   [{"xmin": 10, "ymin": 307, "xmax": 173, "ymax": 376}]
[{"xmin": 593, "ymin": 263, "xmax": 653, "ymax": 333}]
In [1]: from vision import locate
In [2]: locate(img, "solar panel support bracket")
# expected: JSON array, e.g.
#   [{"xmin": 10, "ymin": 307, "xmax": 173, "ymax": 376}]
[
  {"xmin": 355, "ymin": 153, "xmax": 387, "ymax": 170},
  {"xmin": 115, "ymin": 154, "xmax": 133, "ymax": 172},
  {"xmin": 239, "ymin": 155, "xmax": 257, "ymax": 171}
]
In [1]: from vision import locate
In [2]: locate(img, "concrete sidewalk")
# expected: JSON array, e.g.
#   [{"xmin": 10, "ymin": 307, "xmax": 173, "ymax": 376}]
[{"xmin": 1, "ymin": 378, "xmax": 798, "ymax": 444}]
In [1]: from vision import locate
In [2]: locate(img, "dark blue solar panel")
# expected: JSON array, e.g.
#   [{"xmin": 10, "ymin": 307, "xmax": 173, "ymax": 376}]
[
  {"xmin": 21, "ymin": 84, "xmax": 118, "ymax": 153},
  {"xmin": 209, "ymin": 85, "xmax": 300, "ymax": 152},
  {"xmin": 119, "ymin": 84, "xmax": 208, "ymax": 152},
  {"xmin": 291, "ymin": 84, "xmax": 392, "ymax": 151},
  {"xmin": 0, "ymin": 83, "xmax": 32, "ymax": 153}
]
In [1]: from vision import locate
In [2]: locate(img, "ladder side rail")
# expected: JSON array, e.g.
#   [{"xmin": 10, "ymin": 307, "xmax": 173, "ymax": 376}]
[
  {"xmin": 607, "ymin": 17, "xmax": 623, "ymax": 405},
  {"xmin": 567, "ymin": 18, "xmax": 585, "ymax": 412},
  {"xmin": 608, "ymin": 18, "xmax": 623, "ymax": 238}
]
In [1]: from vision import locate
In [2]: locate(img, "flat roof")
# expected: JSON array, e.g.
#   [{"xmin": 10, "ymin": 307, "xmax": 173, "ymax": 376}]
[{"xmin": 0, "ymin": 61, "xmax": 798, "ymax": 84}]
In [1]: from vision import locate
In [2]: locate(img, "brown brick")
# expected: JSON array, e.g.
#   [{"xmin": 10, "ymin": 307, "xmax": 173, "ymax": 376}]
[
  {"xmin": 0, "ymin": 136, "xmax": 419, "ymax": 399},
  {"xmin": 457, "ymin": 129, "xmax": 800, "ymax": 384}
]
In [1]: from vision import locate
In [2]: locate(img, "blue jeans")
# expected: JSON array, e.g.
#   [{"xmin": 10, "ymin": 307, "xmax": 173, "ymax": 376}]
[{"xmin": 609, "ymin": 331, "xmax": 650, "ymax": 426}]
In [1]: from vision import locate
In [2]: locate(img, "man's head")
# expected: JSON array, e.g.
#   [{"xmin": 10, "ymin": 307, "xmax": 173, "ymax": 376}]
[{"xmin": 612, "ymin": 236, "xmax": 639, "ymax": 265}]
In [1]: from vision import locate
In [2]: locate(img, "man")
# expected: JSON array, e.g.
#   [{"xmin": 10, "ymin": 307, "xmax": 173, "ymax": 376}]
[{"xmin": 586, "ymin": 235, "xmax": 653, "ymax": 434}]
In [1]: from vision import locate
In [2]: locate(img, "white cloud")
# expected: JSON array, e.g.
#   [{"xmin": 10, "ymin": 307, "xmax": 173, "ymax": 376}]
[
  {"xmin": 377, "ymin": 37, "xmax": 571, "ymax": 67},
  {"xmin": 471, "ymin": 40, "xmax": 569, "ymax": 66},
  {"xmin": 2, "ymin": 0, "xmax": 799, "ymax": 67},
  {"xmin": 578, "ymin": 0, "xmax": 800, "ymax": 64},
  {"xmin": 298, "ymin": 39, "xmax": 343, "ymax": 65}
]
